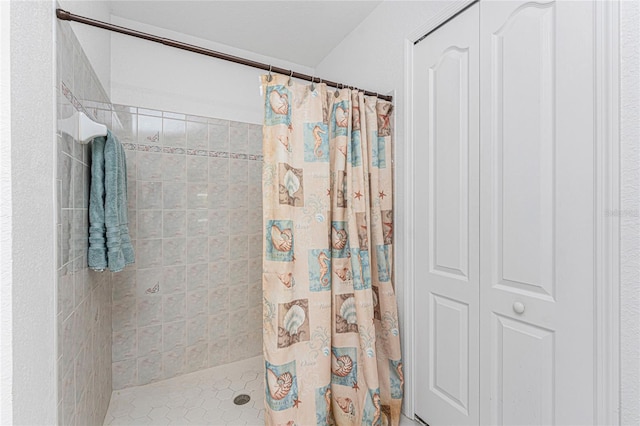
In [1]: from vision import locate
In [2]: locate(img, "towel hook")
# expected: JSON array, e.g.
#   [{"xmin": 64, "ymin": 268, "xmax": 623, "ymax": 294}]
[
  {"xmin": 288, "ymin": 70, "xmax": 294, "ymax": 86},
  {"xmin": 267, "ymin": 65, "xmax": 273, "ymax": 82}
]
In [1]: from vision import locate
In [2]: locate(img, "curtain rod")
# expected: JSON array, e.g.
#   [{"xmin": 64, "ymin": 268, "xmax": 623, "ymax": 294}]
[{"xmin": 55, "ymin": 9, "xmax": 393, "ymax": 102}]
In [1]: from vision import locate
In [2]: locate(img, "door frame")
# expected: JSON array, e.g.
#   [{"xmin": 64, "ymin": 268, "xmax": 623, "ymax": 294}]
[{"xmin": 400, "ymin": 1, "xmax": 621, "ymax": 423}]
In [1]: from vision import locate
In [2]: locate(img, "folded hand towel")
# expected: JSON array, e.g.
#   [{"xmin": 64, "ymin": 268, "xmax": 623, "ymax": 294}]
[{"xmin": 88, "ymin": 130, "xmax": 135, "ymax": 272}]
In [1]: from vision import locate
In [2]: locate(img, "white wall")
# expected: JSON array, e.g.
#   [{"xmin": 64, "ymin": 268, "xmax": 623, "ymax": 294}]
[
  {"xmin": 58, "ymin": 0, "xmax": 111, "ymax": 95},
  {"xmin": 110, "ymin": 16, "xmax": 314, "ymax": 124},
  {"xmin": 0, "ymin": 1, "xmax": 12, "ymax": 425},
  {"xmin": 620, "ymin": 0, "xmax": 640, "ymax": 424},
  {"xmin": 4, "ymin": 1, "xmax": 57, "ymax": 424}
]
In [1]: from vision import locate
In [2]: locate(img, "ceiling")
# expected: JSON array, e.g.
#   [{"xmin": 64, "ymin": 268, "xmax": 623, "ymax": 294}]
[{"xmin": 109, "ymin": 1, "xmax": 383, "ymax": 67}]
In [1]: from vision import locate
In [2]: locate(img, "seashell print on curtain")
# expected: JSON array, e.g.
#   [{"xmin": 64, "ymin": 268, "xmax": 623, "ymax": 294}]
[{"xmin": 261, "ymin": 74, "xmax": 402, "ymax": 426}]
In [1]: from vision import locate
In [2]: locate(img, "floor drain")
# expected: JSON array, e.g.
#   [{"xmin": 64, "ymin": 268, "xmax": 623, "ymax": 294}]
[{"xmin": 233, "ymin": 394, "xmax": 251, "ymax": 405}]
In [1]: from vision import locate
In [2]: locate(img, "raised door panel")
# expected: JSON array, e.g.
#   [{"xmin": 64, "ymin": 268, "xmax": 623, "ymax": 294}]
[
  {"xmin": 429, "ymin": 48, "xmax": 469, "ymax": 281},
  {"xmin": 491, "ymin": 3, "xmax": 555, "ymax": 300},
  {"xmin": 493, "ymin": 315, "xmax": 554, "ymax": 426},
  {"xmin": 414, "ymin": 2, "xmax": 479, "ymax": 425},
  {"xmin": 430, "ymin": 294, "xmax": 469, "ymax": 415}
]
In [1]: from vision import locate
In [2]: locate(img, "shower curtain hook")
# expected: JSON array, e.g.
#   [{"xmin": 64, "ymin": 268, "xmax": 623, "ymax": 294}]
[
  {"xmin": 267, "ymin": 65, "xmax": 273, "ymax": 82},
  {"xmin": 288, "ymin": 70, "xmax": 294, "ymax": 86},
  {"xmin": 310, "ymin": 76, "xmax": 316, "ymax": 92}
]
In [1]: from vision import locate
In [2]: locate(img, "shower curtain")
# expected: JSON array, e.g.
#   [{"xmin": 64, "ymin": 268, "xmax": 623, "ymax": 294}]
[{"xmin": 261, "ymin": 74, "xmax": 402, "ymax": 426}]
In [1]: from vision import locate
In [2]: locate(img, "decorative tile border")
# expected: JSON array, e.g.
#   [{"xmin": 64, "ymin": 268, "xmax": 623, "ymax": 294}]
[
  {"xmin": 61, "ymin": 81, "xmax": 89, "ymax": 117},
  {"xmin": 125, "ymin": 142, "xmax": 263, "ymax": 162},
  {"xmin": 61, "ymin": 81, "xmax": 112, "ymax": 113},
  {"xmin": 61, "ymin": 83, "xmax": 263, "ymax": 161}
]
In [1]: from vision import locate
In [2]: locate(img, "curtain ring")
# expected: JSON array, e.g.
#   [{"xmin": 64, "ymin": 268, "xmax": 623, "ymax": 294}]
[
  {"xmin": 288, "ymin": 70, "xmax": 294, "ymax": 86},
  {"xmin": 334, "ymin": 86, "xmax": 340, "ymax": 98},
  {"xmin": 267, "ymin": 65, "xmax": 273, "ymax": 82},
  {"xmin": 310, "ymin": 76, "xmax": 316, "ymax": 92}
]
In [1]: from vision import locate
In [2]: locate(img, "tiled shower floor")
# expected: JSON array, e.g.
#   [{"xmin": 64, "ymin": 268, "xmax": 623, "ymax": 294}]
[
  {"xmin": 103, "ymin": 355, "xmax": 418, "ymax": 426},
  {"xmin": 103, "ymin": 356, "xmax": 265, "ymax": 425}
]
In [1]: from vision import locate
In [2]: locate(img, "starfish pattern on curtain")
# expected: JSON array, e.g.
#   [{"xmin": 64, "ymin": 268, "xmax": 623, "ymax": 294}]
[{"xmin": 261, "ymin": 74, "xmax": 402, "ymax": 426}]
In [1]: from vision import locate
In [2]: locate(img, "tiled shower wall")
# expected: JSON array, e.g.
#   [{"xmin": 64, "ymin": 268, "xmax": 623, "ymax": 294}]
[
  {"xmin": 110, "ymin": 106, "xmax": 264, "ymax": 389},
  {"xmin": 56, "ymin": 20, "xmax": 113, "ymax": 426}
]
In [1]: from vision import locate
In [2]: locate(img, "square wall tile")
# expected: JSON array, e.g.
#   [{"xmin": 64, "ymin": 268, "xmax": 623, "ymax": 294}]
[
  {"xmin": 163, "ymin": 210, "xmax": 187, "ymax": 238},
  {"xmin": 137, "ymin": 325, "xmax": 162, "ymax": 356},
  {"xmin": 187, "ymin": 290, "xmax": 208, "ymax": 318},
  {"xmin": 187, "ymin": 263, "xmax": 208, "ymax": 292},
  {"xmin": 229, "ymin": 209, "xmax": 250, "ymax": 235},
  {"xmin": 187, "ymin": 122, "xmax": 208, "ymax": 150},
  {"xmin": 208, "ymin": 313, "xmax": 229, "ymax": 340},
  {"xmin": 187, "ymin": 183, "xmax": 209, "ymax": 210},
  {"xmin": 163, "ymin": 321, "xmax": 186, "ymax": 352},
  {"xmin": 138, "ymin": 115, "xmax": 162, "ymax": 145},
  {"xmin": 138, "ymin": 210, "xmax": 162, "ymax": 239},
  {"xmin": 248, "ymin": 124, "xmax": 263, "ymax": 155},
  {"xmin": 209, "ymin": 209, "xmax": 229, "ymax": 237},
  {"xmin": 112, "ymin": 328, "xmax": 137, "ymax": 362},
  {"xmin": 208, "ymin": 261, "xmax": 229, "ymax": 289},
  {"xmin": 137, "ymin": 353, "xmax": 162, "ymax": 385},
  {"xmin": 208, "ymin": 288, "xmax": 229, "ymax": 315},
  {"xmin": 187, "ymin": 237, "xmax": 208, "ymax": 264},
  {"xmin": 229, "ymin": 284, "xmax": 248, "ymax": 311},
  {"xmin": 137, "ymin": 295, "xmax": 162, "ymax": 327},
  {"xmin": 209, "ymin": 236, "xmax": 229, "ymax": 262},
  {"xmin": 112, "ymin": 359, "xmax": 137, "ymax": 390},
  {"xmin": 137, "ymin": 152, "xmax": 163, "ymax": 181},
  {"xmin": 138, "ymin": 181, "xmax": 163, "ymax": 210},
  {"xmin": 187, "ymin": 315, "xmax": 207, "ymax": 346},
  {"xmin": 208, "ymin": 123, "xmax": 229, "ymax": 152},
  {"xmin": 208, "ymin": 183, "xmax": 229, "ymax": 210},
  {"xmin": 163, "ymin": 293, "xmax": 186, "ymax": 323},
  {"xmin": 162, "ymin": 266, "xmax": 186, "ymax": 294},
  {"xmin": 208, "ymin": 157, "xmax": 229, "ymax": 183},
  {"xmin": 187, "ymin": 156, "xmax": 208, "ymax": 183},
  {"xmin": 185, "ymin": 343, "xmax": 208, "ymax": 373},
  {"xmin": 229, "ymin": 122, "xmax": 248, "ymax": 154},
  {"xmin": 162, "ymin": 153, "xmax": 186, "ymax": 182},
  {"xmin": 163, "ymin": 238, "xmax": 187, "ymax": 266},
  {"xmin": 230, "ymin": 259, "xmax": 248, "ymax": 284},
  {"xmin": 230, "ymin": 235, "xmax": 248, "ymax": 260},
  {"xmin": 136, "ymin": 239, "xmax": 163, "ymax": 269},
  {"xmin": 230, "ymin": 160, "xmax": 248, "ymax": 185},
  {"xmin": 112, "ymin": 298, "xmax": 136, "ymax": 332},
  {"xmin": 163, "ymin": 182, "xmax": 187, "ymax": 210},
  {"xmin": 136, "ymin": 267, "xmax": 163, "ymax": 297},
  {"xmin": 208, "ymin": 338, "xmax": 229, "ymax": 367},
  {"xmin": 163, "ymin": 118, "xmax": 186, "ymax": 148},
  {"xmin": 187, "ymin": 210, "xmax": 209, "ymax": 237},
  {"xmin": 162, "ymin": 347, "xmax": 186, "ymax": 379}
]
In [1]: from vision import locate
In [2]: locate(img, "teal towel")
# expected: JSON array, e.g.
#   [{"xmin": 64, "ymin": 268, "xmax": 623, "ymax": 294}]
[{"xmin": 88, "ymin": 130, "xmax": 135, "ymax": 272}]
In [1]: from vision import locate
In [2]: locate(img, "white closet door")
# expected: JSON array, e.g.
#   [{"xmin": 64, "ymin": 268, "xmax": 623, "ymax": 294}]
[
  {"xmin": 413, "ymin": 3, "xmax": 479, "ymax": 425},
  {"xmin": 479, "ymin": 1, "xmax": 596, "ymax": 425}
]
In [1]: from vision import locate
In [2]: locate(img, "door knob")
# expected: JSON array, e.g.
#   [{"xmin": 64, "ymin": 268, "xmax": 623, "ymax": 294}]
[{"xmin": 513, "ymin": 301, "xmax": 525, "ymax": 314}]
